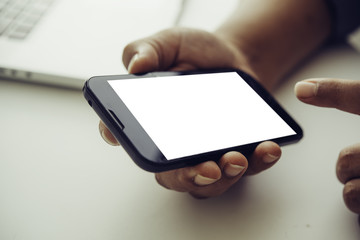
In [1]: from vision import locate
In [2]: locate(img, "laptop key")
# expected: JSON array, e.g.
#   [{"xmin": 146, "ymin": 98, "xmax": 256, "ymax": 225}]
[{"xmin": 0, "ymin": 0, "xmax": 54, "ymax": 39}]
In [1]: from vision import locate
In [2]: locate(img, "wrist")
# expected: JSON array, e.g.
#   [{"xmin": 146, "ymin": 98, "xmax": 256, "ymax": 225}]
[{"xmin": 214, "ymin": 0, "xmax": 332, "ymax": 91}]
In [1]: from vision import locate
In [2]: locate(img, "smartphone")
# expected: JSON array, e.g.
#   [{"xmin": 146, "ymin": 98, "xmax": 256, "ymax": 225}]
[{"xmin": 83, "ymin": 69, "xmax": 303, "ymax": 172}]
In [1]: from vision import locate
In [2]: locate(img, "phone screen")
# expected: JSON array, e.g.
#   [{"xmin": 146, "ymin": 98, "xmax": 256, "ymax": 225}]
[{"xmin": 108, "ymin": 71, "xmax": 296, "ymax": 161}]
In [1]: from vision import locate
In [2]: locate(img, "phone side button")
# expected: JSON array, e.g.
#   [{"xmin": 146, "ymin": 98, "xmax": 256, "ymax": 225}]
[{"xmin": 108, "ymin": 110, "xmax": 125, "ymax": 130}]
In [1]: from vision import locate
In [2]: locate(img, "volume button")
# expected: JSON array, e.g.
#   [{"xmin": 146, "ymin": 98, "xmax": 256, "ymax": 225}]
[{"xmin": 108, "ymin": 110, "xmax": 125, "ymax": 130}]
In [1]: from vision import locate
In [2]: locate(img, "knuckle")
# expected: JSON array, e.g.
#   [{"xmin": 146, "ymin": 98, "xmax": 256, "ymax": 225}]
[
  {"xmin": 343, "ymin": 180, "xmax": 360, "ymax": 214},
  {"xmin": 338, "ymin": 148, "xmax": 353, "ymax": 167},
  {"xmin": 318, "ymin": 80, "xmax": 342, "ymax": 105},
  {"xmin": 318, "ymin": 79, "xmax": 360, "ymax": 114},
  {"xmin": 338, "ymin": 146, "xmax": 359, "ymax": 166},
  {"xmin": 337, "ymin": 149, "xmax": 353, "ymax": 183},
  {"xmin": 337, "ymin": 145, "xmax": 360, "ymax": 183}
]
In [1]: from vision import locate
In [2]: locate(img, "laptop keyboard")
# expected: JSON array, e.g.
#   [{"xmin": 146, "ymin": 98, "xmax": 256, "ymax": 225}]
[{"xmin": 0, "ymin": 0, "xmax": 54, "ymax": 39}]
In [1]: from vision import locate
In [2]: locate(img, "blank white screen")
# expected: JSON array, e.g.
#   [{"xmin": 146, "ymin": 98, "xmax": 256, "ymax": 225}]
[{"xmin": 109, "ymin": 72, "xmax": 295, "ymax": 160}]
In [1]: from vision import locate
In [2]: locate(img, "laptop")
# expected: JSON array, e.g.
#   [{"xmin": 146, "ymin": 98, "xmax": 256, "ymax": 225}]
[{"xmin": 0, "ymin": 0, "xmax": 183, "ymax": 89}]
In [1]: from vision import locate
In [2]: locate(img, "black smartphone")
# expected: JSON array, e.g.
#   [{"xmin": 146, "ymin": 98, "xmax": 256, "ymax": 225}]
[{"xmin": 83, "ymin": 69, "xmax": 303, "ymax": 172}]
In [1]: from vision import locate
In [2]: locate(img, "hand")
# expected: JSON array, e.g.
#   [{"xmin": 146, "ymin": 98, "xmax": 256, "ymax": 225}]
[
  {"xmin": 295, "ymin": 78, "xmax": 360, "ymax": 213},
  {"xmin": 99, "ymin": 27, "xmax": 281, "ymax": 198},
  {"xmin": 122, "ymin": 27, "xmax": 257, "ymax": 80}
]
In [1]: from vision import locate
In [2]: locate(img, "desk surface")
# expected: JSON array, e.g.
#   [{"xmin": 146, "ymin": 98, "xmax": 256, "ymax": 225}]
[{"xmin": 1, "ymin": 1, "xmax": 360, "ymax": 240}]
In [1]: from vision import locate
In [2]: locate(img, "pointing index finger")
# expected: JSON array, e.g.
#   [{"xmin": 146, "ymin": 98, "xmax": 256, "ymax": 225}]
[{"xmin": 295, "ymin": 78, "xmax": 360, "ymax": 115}]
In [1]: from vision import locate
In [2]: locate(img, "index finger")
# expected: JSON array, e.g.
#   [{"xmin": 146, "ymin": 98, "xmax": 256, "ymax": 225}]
[{"xmin": 295, "ymin": 78, "xmax": 360, "ymax": 115}]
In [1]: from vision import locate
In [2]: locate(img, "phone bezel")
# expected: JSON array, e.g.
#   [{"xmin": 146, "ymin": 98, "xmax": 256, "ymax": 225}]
[{"xmin": 83, "ymin": 69, "xmax": 303, "ymax": 172}]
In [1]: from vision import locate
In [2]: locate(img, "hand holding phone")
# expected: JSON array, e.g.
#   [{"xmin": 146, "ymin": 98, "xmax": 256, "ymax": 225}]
[{"xmin": 83, "ymin": 69, "xmax": 302, "ymax": 172}]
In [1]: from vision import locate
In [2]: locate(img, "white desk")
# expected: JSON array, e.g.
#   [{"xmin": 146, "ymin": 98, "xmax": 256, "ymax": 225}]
[{"xmin": 1, "ymin": 1, "xmax": 360, "ymax": 240}]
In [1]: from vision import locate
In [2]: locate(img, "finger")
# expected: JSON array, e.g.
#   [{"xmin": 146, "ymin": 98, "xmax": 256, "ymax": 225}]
[
  {"xmin": 98, "ymin": 121, "xmax": 119, "ymax": 146},
  {"xmin": 336, "ymin": 143, "xmax": 360, "ymax": 184},
  {"xmin": 155, "ymin": 161, "xmax": 221, "ymax": 193},
  {"xmin": 155, "ymin": 152, "xmax": 248, "ymax": 199},
  {"xmin": 343, "ymin": 178, "xmax": 360, "ymax": 214},
  {"xmin": 189, "ymin": 152, "xmax": 248, "ymax": 198},
  {"xmin": 219, "ymin": 151, "xmax": 248, "ymax": 178},
  {"xmin": 295, "ymin": 78, "xmax": 360, "ymax": 115},
  {"xmin": 246, "ymin": 141, "xmax": 281, "ymax": 175},
  {"xmin": 122, "ymin": 29, "xmax": 181, "ymax": 74}
]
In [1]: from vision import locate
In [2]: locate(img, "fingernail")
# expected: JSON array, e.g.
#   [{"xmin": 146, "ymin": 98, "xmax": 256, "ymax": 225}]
[
  {"xmin": 127, "ymin": 53, "xmax": 139, "ymax": 73},
  {"xmin": 194, "ymin": 174, "xmax": 219, "ymax": 186},
  {"xmin": 99, "ymin": 127, "xmax": 118, "ymax": 146},
  {"xmin": 295, "ymin": 82, "xmax": 317, "ymax": 99},
  {"xmin": 225, "ymin": 163, "xmax": 245, "ymax": 177},
  {"xmin": 263, "ymin": 153, "xmax": 279, "ymax": 163}
]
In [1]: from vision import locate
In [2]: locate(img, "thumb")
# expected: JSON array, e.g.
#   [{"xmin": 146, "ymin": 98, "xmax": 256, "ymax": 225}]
[
  {"xmin": 122, "ymin": 41, "xmax": 159, "ymax": 74},
  {"xmin": 294, "ymin": 78, "xmax": 360, "ymax": 115},
  {"xmin": 122, "ymin": 30, "xmax": 180, "ymax": 74}
]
